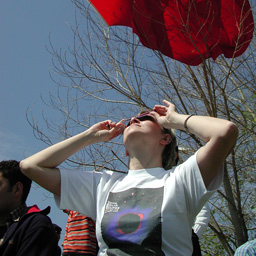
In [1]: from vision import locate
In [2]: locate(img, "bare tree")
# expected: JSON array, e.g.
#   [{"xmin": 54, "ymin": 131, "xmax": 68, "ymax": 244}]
[{"xmin": 28, "ymin": 0, "xmax": 256, "ymax": 255}]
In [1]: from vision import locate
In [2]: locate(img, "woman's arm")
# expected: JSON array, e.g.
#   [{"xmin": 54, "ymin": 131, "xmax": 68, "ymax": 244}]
[
  {"xmin": 153, "ymin": 100, "xmax": 238, "ymax": 188},
  {"xmin": 20, "ymin": 120, "xmax": 124, "ymax": 196}
]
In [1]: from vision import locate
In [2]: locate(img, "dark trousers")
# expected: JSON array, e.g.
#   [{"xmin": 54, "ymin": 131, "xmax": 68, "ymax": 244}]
[{"xmin": 192, "ymin": 229, "xmax": 202, "ymax": 256}]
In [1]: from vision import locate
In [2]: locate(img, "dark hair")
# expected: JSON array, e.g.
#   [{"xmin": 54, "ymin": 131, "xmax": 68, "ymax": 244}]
[
  {"xmin": 161, "ymin": 128, "xmax": 177, "ymax": 170},
  {"xmin": 0, "ymin": 160, "xmax": 32, "ymax": 203},
  {"xmin": 174, "ymin": 146, "xmax": 179, "ymax": 166}
]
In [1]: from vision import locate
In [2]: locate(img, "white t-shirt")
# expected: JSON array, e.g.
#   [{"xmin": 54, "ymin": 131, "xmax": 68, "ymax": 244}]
[
  {"xmin": 55, "ymin": 152, "xmax": 223, "ymax": 256},
  {"xmin": 193, "ymin": 202, "xmax": 211, "ymax": 238}
]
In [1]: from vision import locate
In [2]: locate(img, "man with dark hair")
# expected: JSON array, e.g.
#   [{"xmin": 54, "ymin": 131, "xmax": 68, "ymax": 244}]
[{"xmin": 0, "ymin": 160, "xmax": 60, "ymax": 256}]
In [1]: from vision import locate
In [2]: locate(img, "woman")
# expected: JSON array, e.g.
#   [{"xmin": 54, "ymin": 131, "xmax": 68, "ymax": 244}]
[{"xmin": 20, "ymin": 100, "xmax": 238, "ymax": 255}]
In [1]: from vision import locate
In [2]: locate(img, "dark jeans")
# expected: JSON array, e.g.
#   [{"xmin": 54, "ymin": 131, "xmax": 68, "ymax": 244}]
[{"xmin": 192, "ymin": 229, "xmax": 202, "ymax": 256}]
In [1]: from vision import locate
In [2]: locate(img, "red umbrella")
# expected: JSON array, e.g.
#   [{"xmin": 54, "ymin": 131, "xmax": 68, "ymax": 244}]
[{"xmin": 87, "ymin": 0, "xmax": 254, "ymax": 65}]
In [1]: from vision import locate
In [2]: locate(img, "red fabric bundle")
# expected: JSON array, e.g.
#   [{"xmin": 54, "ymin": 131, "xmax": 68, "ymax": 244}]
[{"xmin": 88, "ymin": 0, "xmax": 254, "ymax": 65}]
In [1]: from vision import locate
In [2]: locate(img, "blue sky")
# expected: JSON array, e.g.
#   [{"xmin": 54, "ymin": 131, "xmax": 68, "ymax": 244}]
[{"xmin": 0, "ymin": 0, "xmax": 77, "ymax": 246}]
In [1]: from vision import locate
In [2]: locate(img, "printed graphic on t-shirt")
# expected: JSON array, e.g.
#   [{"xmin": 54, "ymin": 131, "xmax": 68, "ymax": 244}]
[{"xmin": 101, "ymin": 187, "xmax": 165, "ymax": 255}]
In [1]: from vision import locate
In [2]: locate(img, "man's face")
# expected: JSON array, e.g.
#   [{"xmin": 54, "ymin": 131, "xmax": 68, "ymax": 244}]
[{"xmin": 0, "ymin": 172, "xmax": 14, "ymax": 218}]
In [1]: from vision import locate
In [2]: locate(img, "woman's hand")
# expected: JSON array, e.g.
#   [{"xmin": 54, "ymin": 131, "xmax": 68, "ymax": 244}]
[
  {"xmin": 153, "ymin": 100, "xmax": 180, "ymax": 129},
  {"xmin": 90, "ymin": 120, "xmax": 126, "ymax": 142}
]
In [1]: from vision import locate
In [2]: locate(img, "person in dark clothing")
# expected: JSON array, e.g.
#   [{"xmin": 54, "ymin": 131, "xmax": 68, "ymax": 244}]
[
  {"xmin": 53, "ymin": 223, "xmax": 62, "ymax": 242},
  {"xmin": 0, "ymin": 160, "xmax": 60, "ymax": 256},
  {"xmin": 53, "ymin": 223, "xmax": 62, "ymax": 255}
]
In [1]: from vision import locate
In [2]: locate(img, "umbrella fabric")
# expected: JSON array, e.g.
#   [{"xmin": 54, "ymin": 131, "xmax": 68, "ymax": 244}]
[{"xmin": 88, "ymin": 0, "xmax": 254, "ymax": 65}]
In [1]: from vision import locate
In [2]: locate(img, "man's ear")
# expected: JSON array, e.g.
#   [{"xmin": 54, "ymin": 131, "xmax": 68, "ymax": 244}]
[
  {"xmin": 12, "ymin": 182, "xmax": 23, "ymax": 198},
  {"xmin": 160, "ymin": 134, "xmax": 172, "ymax": 145},
  {"xmin": 125, "ymin": 148, "xmax": 129, "ymax": 157}
]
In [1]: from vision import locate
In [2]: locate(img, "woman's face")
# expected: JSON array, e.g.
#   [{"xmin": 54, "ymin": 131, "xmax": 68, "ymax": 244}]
[{"xmin": 123, "ymin": 113, "xmax": 164, "ymax": 149}]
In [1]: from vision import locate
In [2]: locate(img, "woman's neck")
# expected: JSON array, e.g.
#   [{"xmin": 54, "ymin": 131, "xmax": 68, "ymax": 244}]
[{"xmin": 128, "ymin": 153, "xmax": 163, "ymax": 170}]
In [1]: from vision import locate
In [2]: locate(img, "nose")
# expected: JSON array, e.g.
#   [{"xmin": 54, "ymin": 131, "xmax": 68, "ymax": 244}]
[{"xmin": 129, "ymin": 117, "xmax": 140, "ymax": 125}]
